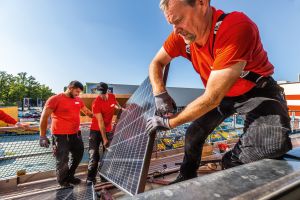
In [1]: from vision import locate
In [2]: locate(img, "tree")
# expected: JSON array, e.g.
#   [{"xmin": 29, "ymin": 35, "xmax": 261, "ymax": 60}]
[
  {"xmin": 0, "ymin": 71, "xmax": 54, "ymax": 106},
  {"xmin": 0, "ymin": 71, "xmax": 15, "ymax": 105}
]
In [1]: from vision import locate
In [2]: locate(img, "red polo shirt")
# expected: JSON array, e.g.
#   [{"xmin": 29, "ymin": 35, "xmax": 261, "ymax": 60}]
[
  {"xmin": 90, "ymin": 93, "xmax": 117, "ymax": 132},
  {"xmin": 45, "ymin": 93, "xmax": 84, "ymax": 134},
  {"xmin": 0, "ymin": 110, "xmax": 17, "ymax": 125},
  {"xmin": 163, "ymin": 7, "xmax": 274, "ymax": 97}
]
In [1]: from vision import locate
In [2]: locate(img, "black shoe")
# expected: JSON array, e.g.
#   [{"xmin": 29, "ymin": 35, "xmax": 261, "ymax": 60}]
[
  {"xmin": 100, "ymin": 176, "xmax": 108, "ymax": 183},
  {"xmin": 59, "ymin": 182, "xmax": 73, "ymax": 189},
  {"xmin": 169, "ymin": 173, "xmax": 193, "ymax": 185},
  {"xmin": 86, "ymin": 179, "xmax": 96, "ymax": 185},
  {"xmin": 68, "ymin": 177, "xmax": 81, "ymax": 185}
]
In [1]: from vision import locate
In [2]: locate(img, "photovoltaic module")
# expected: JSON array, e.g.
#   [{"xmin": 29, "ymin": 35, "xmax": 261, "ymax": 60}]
[{"xmin": 99, "ymin": 77, "xmax": 156, "ymax": 196}]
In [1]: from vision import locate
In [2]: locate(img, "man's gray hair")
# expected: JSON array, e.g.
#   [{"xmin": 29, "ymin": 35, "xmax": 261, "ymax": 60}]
[{"xmin": 159, "ymin": 0, "xmax": 196, "ymax": 11}]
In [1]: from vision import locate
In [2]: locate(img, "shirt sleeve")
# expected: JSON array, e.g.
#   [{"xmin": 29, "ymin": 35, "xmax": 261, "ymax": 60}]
[
  {"xmin": 212, "ymin": 21, "xmax": 257, "ymax": 70},
  {"xmin": 93, "ymin": 98, "xmax": 102, "ymax": 114},
  {"xmin": 163, "ymin": 32, "xmax": 188, "ymax": 58},
  {"xmin": 0, "ymin": 110, "xmax": 17, "ymax": 125},
  {"xmin": 45, "ymin": 95, "xmax": 59, "ymax": 111}
]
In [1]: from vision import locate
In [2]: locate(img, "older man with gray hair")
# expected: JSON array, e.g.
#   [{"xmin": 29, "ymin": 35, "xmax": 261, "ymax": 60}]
[{"xmin": 146, "ymin": 0, "xmax": 292, "ymax": 184}]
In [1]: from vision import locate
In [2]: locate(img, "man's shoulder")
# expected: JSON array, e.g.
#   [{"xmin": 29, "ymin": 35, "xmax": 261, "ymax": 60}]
[
  {"xmin": 93, "ymin": 96, "xmax": 103, "ymax": 105},
  {"xmin": 224, "ymin": 11, "xmax": 256, "ymax": 27},
  {"xmin": 94, "ymin": 95, "xmax": 101, "ymax": 102},
  {"xmin": 216, "ymin": 11, "xmax": 258, "ymax": 40},
  {"xmin": 108, "ymin": 93, "xmax": 116, "ymax": 98},
  {"xmin": 47, "ymin": 93, "xmax": 62, "ymax": 102}
]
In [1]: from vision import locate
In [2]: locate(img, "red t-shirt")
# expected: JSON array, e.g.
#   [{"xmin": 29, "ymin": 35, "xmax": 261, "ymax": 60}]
[
  {"xmin": 90, "ymin": 93, "xmax": 117, "ymax": 132},
  {"xmin": 163, "ymin": 7, "xmax": 274, "ymax": 97},
  {"xmin": 45, "ymin": 93, "xmax": 84, "ymax": 134},
  {"xmin": 0, "ymin": 110, "xmax": 17, "ymax": 125}
]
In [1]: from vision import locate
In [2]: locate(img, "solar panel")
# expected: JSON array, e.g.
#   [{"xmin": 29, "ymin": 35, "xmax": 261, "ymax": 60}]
[
  {"xmin": 17, "ymin": 182, "xmax": 96, "ymax": 200},
  {"xmin": 99, "ymin": 77, "xmax": 156, "ymax": 196}
]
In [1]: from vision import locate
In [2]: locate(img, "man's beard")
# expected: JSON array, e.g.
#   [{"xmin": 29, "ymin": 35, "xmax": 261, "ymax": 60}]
[
  {"xmin": 180, "ymin": 31, "xmax": 196, "ymax": 44},
  {"xmin": 183, "ymin": 34, "xmax": 196, "ymax": 44},
  {"xmin": 67, "ymin": 91, "xmax": 75, "ymax": 98}
]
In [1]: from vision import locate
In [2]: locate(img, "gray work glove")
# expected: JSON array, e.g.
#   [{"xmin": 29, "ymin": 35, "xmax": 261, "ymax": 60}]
[
  {"xmin": 146, "ymin": 115, "xmax": 171, "ymax": 135},
  {"xmin": 39, "ymin": 136, "xmax": 50, "ymax": 148},
  {"xmin": 154, "ymin": 91, "xmax": 177, "ymax": 116}
]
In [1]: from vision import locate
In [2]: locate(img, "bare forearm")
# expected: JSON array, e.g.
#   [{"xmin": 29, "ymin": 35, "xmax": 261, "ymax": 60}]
[
  {"xmin": 100, "ymin": 127, "xmax": 107, "ymax": 140},
  {"xmin": 169, "ymin": 95, "xmax": 220, "ymax": 128},
  {"xmin": 98, "ymin": 121, "xmax": 107, "ymax": 140},
  {"xmin": 81, "ymin": 108, "xmax": 93, "ymax": 117},
  {"xmin": 40, "ymin": 116, "xmax": 48, "ymax": 137},
  {"xmin": 86, "ymin": 110, "xmax": 93, "ymax": 117},
  {"xmin": 149, "ymin": 61, "xmax": 166, "ymax": 95}
]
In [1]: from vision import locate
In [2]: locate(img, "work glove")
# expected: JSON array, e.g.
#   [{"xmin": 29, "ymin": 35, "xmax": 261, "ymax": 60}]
[
  {"xmin": 103, "ymin": 137, "xmax": 109, "ymax": 149},
  {"xmin": 146, "ymin": 115, "xmax": 171, "ymax": 135},
  {"xmin": 39, "ymin": 136, "xmax": 50, "ymax": 148},
  {"xmin": 154, "ymin": 91, "xmax": 177, "ymax": 116}
]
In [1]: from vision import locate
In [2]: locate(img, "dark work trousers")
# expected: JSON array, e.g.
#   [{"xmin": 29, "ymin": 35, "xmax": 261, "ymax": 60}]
[
  {"xmin": 52, "ymin": 133, "xmax": 84, "ymax": 185},
  {"xmin": 180, "ymin": 81, "xmax": 292, "ymax": 178},
  {"xmin": 87, "ymin": 130, "xmax": 114, "ymax": 181}
]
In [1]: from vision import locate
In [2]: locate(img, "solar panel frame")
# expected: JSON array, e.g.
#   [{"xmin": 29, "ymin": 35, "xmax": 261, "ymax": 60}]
[
  {"xmin": 99, "ymin": 64, "xmax": 170, "ymax": 196},
  {"xmin": 99, "ymin": 77, "xmax": 155, "ymax": 196}
]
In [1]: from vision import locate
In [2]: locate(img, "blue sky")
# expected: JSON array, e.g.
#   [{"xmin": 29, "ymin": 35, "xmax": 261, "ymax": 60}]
[{"xmin": 0, "ymin": 0, "xmax": 299, "ymax": 93}]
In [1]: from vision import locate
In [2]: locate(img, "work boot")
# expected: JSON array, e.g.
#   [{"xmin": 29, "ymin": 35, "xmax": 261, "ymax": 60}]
[
  {"xmin": 100, "ymin": 176, "xmax": 108, "ymax": 183},
  {"xmin": 68, "ymin": 176, "xmax": 81, "ymax": 185},
  {"xmin": 59, "ymin": 182, "xmax": 73, "ymax": 189},
  {"xmin": 169, "ymin": 173, "xmax": 194, "ymax": 185},
  {"xmin": 86, "ymin": 179, "xmax": 96, "ymax": 185}
]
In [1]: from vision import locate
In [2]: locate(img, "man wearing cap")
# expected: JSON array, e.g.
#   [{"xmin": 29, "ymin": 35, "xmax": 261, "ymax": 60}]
[
  {"xmin": 39, "ymin": 80, "xmax": 93, "ymax": 188},
  {"xmin": 87, "ymin": 82, "xmax": 123, "ymax": 184},
  {"xmin": 146, "ymin": 0, "xmax": 292, "ymax": 184}
]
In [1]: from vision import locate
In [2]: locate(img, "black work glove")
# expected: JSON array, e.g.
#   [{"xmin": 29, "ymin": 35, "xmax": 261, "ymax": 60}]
[
  {"xmin": 39, "ymin": 136, "xmax": 50, "ymax": 148},
  {"xmin": 146, "ymin": 115, "xmax": 171, "ymax": 135},
  {"xmin": 154, "ymin": 91, "xmax": 177, "ymax": 116}
]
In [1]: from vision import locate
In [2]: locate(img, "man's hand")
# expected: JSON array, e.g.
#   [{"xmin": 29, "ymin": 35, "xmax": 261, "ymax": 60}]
[
  {"xmin": 15, "ymin": 122, "xmax": 30, "ymax": 130},
  {"xmin": 154, "ymin": 91, "xmax": 177, "ymax": 115},
  {"xmin": 103, "ymin": 137, "xmax": 109, "ymax": 148},
  {"xmin": 81, "ymin": 106, "xmax": 93, "ymax": 118},
  {"xmin": 146, "ymin": 115, "xmax": 171, "ymax": 135},
  {"xmin": 39, "ymin": 136, "xmax": 50, "ymax": 148}
]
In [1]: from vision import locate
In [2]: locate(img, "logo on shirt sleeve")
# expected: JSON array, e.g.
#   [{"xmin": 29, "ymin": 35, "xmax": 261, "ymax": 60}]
[{"xmin": 75, "ymin": 102, "xmax": 80, "ymax": 105}]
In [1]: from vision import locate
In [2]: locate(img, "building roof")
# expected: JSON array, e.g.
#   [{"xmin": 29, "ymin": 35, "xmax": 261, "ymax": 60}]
[{"xmin": 85, "ymin": 82, "xmax": 204, "ymax": 107}]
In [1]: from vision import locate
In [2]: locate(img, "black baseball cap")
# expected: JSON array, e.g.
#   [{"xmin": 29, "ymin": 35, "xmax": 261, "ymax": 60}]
[
  {"xmin": 96, "ymin": 82, "xmax": 108, "ymax": 94},
  {"xmin": 68, "ymin": 80, "xmax": 84, "ymax": 91}
]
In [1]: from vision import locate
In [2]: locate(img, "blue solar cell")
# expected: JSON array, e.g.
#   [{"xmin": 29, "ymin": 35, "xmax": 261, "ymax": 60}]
[
  {"xmin": 16, "ymin": 182, "xmax": 96, "ymax": 200},
  {"xmin": 99, "ymin": 77, "xmax": 156, "ymax": 196}
]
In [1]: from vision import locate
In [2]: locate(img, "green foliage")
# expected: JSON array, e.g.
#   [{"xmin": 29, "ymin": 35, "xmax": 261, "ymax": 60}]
[{"xmin": 0, "ymin": 71, "xmax": 54, "ymax": 106}]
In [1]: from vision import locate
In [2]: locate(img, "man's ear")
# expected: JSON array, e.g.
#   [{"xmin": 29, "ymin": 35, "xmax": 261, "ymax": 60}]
[
  {"xmin": 198, "ymin": 0, "xmax": 210, "ymax": 6},
  {"xmin": 194, "ymin": 0, "xmax": 204, "ymax": 7}
]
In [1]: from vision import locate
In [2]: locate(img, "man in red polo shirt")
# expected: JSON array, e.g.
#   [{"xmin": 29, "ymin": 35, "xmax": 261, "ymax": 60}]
[
  {"xmin": 87, "ymin": 82, "xmax": 123, "ymax": 184},
  {"xmin": 0, "ymin": 110, "xmax": 28, "ymax": 128},
  {"xmin": 39, "ymin": 81, "xmax": 93, "ymax": 188},
  {"xmin": 147, "ymin": 0, "xmax": 292, "ymax": 184}
]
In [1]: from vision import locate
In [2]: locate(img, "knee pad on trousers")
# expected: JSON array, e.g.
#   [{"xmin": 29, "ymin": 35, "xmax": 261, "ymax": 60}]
[{"xmin": 221, "ymin": 151, "xmax": 243, "ymax": 170}]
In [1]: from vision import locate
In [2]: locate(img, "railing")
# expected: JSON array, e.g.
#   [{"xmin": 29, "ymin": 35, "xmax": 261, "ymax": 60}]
[
  {"xmin": 0, "ymin": 111, "xmax": 299, "ymax": 181},
  {"xmin": 0, "ymin": 123, "xmax": 91, "ymax": 180}
]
